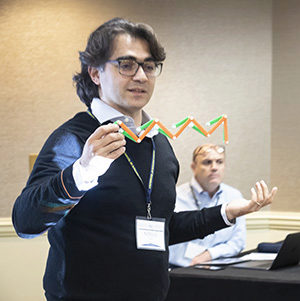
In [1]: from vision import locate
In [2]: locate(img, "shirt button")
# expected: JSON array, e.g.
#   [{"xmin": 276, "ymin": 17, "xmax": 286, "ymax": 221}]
[{"xmin": 124, "ymin": 117, "xmax": 129, "ymax": 123}]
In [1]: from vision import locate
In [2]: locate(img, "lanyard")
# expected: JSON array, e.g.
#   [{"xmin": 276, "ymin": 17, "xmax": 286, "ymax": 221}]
[
  {"xmin": 124, "ymin": 139, "xmax": 156, "ymax": 219},
  {"xmin": 190, "ymin": 183, "xmax": 221, "ymax": 209},
  {"xmin": 87, "ymin": 108, "xmax": 156, "ymax": 219},
  {"xmin": 189, "ymin": 184, "xmax": 200, "ymax": 210}
]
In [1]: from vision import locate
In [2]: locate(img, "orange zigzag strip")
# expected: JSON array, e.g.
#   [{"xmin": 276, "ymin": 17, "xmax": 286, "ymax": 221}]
[{"xmin": 116, "ymin": 116, "xmax": 228, "ymax": 144}]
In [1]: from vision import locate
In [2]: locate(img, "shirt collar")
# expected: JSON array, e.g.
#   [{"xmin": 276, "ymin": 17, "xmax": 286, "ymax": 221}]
[
  {"xmin": 90, "ymin": 98, "xmax": 157, "ymax": 137},
  {"xmin": 190, "ymin": 176, "xmax": 204, "ymax": 194},
  {"xmin": 190, "ymin": 176, "xmax": 223, "ymax": 197}
]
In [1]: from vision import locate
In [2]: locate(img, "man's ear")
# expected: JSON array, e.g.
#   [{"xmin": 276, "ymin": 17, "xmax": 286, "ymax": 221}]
[
  {"xmin": 88, "ymin": 66, "xmax": 100, "ymax": 85},
  {"xmin": 191, "ymin": 161, "xmax": 196, "ymax": 171}
]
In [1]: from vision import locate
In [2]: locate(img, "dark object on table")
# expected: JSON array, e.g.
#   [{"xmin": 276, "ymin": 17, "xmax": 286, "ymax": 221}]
[{"xmin": 257, "ymin": 241, "xmax": 283, "ymax": 253}]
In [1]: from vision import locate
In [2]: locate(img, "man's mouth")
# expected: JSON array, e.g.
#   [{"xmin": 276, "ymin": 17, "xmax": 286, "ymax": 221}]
[{"xmin": 128, "ymin": 88, "xmax": 146, "ymax": 93}]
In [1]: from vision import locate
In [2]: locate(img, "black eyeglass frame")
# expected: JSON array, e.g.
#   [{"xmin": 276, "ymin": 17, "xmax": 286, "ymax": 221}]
[{"xmin": 106, "ymin": 57, "xmax": 163, "ymax": 78}]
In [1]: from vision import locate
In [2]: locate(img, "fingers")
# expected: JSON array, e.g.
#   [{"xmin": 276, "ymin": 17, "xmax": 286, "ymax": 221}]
[
  {"xmin": 190, "ymin": 256, "xmax": 200, "ymax": 266},
  {"xmin": 80, "ymin": 123, "xmax": 126, "ymax": 166},
  {"xmin": 270, "ymin": 186, "xmax": 278, "ymax": 200},
  {"xmin": 255, "ymin": 182, "xmax": 263, "ymax": 203},
  {"xmin": 106, "ymin": 146, "xmax": 126, "ymax": 160},
  {"xmin": 92, "ymin": 132, "xmax": 126, "ymax": 157},
  {"xmin": 190, "ymin": 251, "xmax": 212, "ymax": 266},
  {"xmin": 90, "ymin": 123, "xmax": 121, "ymax": 141},
  {"xmin": 89, "ymin": 124, "xmax": 126, "ymax": 156},
  {"xmin": 260, "ymin": 180, "xmax": 269, "ymax": 199},
  {"xmin": 251, "ymin": 180, "xmax": 278, "ymax": 209},
  {"xmin": 251, "ymin": 187, "xmax": 260, "ymax": 206}
]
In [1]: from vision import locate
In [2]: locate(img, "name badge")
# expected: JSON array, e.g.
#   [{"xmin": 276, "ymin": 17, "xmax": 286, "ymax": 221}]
[{"xmin": 136, "ymin": 216, "xmax": 166, "ymax": 251}]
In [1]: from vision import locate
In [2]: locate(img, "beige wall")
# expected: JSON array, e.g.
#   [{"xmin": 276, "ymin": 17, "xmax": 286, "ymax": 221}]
[
  {"xmin": 1, "ymin": 1, "xmax": 300, "ymax": 300},
  {"xmin": 0, "ymin": 0, "xmax": 274, "ymax": 217},
  {"xmin": 271, "ymin": 0, "xmax": 300, "ymax": 212},
  {"xmin": 0, "ymin": 233, "xmax": 49, "ymax": 301}
]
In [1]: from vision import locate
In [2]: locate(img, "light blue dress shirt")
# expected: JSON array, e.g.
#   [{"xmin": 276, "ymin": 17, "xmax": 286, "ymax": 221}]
[{"xmin": 169, "ymin": 177, "xmax": 246, "ymax": 267}]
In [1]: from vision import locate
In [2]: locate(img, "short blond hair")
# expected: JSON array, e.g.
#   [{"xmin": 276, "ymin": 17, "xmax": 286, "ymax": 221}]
[{"xmin": 192, "ymin": 143, "xmax": 225, "ymax": 162}]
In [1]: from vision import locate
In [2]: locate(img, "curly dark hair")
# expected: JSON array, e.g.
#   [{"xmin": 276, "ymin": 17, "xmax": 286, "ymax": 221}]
[{"xmin": 73, "ymin": 17, "xmax": 166, "ymax": 106}]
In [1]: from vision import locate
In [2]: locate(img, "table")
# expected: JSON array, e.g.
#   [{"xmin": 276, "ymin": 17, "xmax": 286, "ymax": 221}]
[{"xmin": 166, "ymin": 264, "xmax": 300, "ymax": 301}]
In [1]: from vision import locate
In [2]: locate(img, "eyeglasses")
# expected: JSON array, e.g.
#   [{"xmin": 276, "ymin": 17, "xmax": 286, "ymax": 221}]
[{"xmin": 106, "ymin": 58, "xmax": 163, "ymax": 78}]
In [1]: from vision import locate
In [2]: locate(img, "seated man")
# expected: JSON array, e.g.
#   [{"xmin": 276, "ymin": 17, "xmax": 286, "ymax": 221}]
[{"xmin": 169, "ymin": 143, "xmax": 246, "ymax": 267}]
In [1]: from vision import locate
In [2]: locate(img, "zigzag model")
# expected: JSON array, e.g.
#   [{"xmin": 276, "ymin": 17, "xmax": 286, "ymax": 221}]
[{"xmin": 114, "ymin": 114, "xmax": 228, "ymax": 144}]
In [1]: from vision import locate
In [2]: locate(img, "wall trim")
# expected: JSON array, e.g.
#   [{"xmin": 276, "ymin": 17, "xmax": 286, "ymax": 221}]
[
  {"xmin": 0, "ymin": 217, "xmax": 18, "ymax": 237},
  {"xmin": 246, "ymin": 211, "xmax": 300, "ymax": 231},
  {"xmin": 1, "ymin": 212, "xmax": 300, "ymax": 238}
]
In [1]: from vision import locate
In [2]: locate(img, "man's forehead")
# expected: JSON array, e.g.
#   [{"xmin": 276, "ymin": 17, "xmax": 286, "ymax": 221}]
[
  {"xmin": 110, "ymin": 33, "xmax": 152, "ymax": 60},
  {"xmin": 198, "ymin": 149, "xmax": 224, "ymax": 158},
  {"xmin": 196, "ymin": 149, "xmax": 225, "ymax": 161},
  {"xmin": 194, "ymin": 144, "xmax": 224, "ymax": 157}
]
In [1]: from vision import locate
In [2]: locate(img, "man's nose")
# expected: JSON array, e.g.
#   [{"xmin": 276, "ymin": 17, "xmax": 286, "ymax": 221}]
[
  {"xmin": 211, "ymin": 162, "xmax": 218, "ymax": 170},
  {"xmin": 133, "ymin": 65, "xmax": 148, "ymax": 82}
]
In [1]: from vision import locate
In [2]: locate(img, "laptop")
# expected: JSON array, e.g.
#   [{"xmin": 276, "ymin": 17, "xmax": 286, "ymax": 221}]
[{"xmin": 232, "ymin": 232, "xmax": 300, "ymax": 270}]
